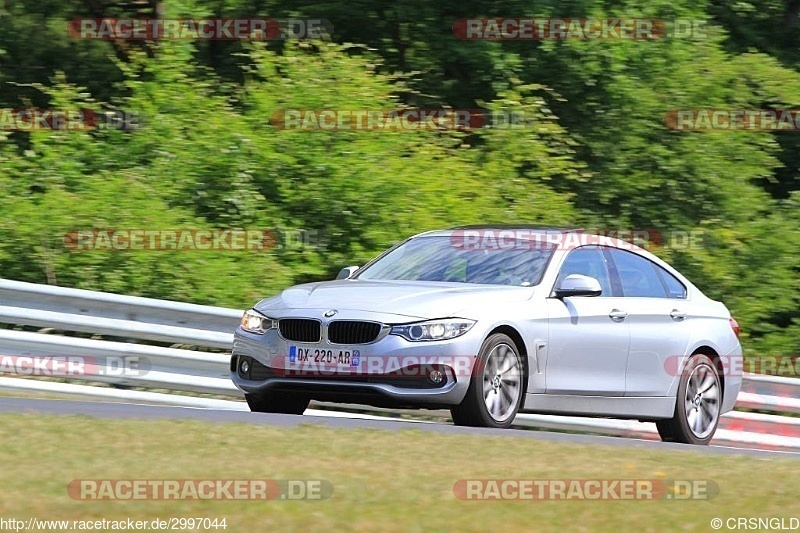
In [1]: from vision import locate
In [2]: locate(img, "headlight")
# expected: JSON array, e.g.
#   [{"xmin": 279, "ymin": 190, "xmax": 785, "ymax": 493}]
[
  {"xmin": 240, "ymin": 309, "xmax": 277, "ymax": 335},
  {"xmin": 390, "ymin": 319, "xmax": 475, "ymax": 342}
]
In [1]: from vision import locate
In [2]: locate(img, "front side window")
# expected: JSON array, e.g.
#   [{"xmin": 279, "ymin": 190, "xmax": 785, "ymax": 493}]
[{"xmin": 555, "ymin": 246, "xmax": 613, "ymax": 296}]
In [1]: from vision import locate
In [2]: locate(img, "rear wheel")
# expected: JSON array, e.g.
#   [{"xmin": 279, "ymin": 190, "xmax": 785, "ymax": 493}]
[
  {"xmin": 451, "ymin": 333, "xmax": 524, "ymax": 429},
  {"xmin": 245, "ymin": 391, "xmax": 309, "ymax": 415},
  {"xmin": 656, "ymin": 354, "xmax": 721, "ymax": 445}
]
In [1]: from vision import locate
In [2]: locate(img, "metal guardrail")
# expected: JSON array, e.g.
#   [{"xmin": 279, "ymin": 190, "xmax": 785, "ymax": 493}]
[
  {"xmin": 0, "ymin": 278, "xmax": 798, "ymax": 449},
  {"xmin": 0, "ymin": 278, "xmax": 241, "ymax": 333}
]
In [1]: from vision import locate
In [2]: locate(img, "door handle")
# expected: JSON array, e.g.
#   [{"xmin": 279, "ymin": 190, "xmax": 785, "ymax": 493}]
[
  {"xmin": 670, "ymin": 309, "xmax": 687, "ymax": 321},
  {"xmin": 609, "ymin": 309, "xmax": 628, "ymax": 322}
]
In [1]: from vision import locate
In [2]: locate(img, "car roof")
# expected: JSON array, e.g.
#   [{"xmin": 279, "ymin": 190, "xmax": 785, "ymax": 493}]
[
  {"xmin": 448, "ymin": 224, "xmax": 585, "ymax": 232},
  {"xmin": 415, "ymin": 226, "xmax": 582, "ymax": 238}
]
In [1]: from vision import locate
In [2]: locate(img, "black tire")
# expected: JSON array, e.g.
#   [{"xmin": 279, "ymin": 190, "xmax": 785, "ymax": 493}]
[
  {"xmin": 451, "ymin": 333, "xmax": 525, "ymax": 429},
  {"xmin": 245, "ymin": 391, "xmax": 309, "ymax": 415},
  {"xmin": 656, "ymin": 354, "xmax": 721, "ymax": 445}
]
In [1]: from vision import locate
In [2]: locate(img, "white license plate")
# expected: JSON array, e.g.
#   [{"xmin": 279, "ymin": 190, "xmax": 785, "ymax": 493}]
[{"xmin": 288, "ymin": 346, "xmax": 361, "ymax": 371}]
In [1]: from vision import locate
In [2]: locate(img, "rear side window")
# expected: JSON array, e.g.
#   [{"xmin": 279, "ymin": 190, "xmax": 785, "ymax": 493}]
[
  {"xmin": 656, "ymin": 267, "xmax": 688, "ymax": 299},
  {"xmin": 608, "ymin": 249, "xmax": 670, "ymax": 298}
]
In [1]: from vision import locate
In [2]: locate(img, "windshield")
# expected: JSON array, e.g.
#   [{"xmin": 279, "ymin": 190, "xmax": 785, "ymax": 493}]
[{"xmin": 356, "ymin": 235, "xmax": 554, "ymax": 286}]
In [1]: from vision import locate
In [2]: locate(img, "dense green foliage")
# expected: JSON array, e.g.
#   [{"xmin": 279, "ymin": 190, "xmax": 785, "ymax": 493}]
[{"xmin": 0, "ymin": 0, "xmax": 797, "ymax": 355}]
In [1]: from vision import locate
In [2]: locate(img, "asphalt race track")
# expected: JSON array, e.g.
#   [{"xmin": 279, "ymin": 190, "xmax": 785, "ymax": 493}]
[{"xmin": 2, "ymin": 397, "xmax": 798, "ymax": 460}]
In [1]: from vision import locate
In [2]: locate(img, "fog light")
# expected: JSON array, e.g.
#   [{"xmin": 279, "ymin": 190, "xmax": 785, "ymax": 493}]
[
  {"xmin": 240, "ymin": 359, "xmax": 250, "ymax": 374},
  {"xmin": 429, "ymin": 369, "xmax": 444, "ymax": 384}
]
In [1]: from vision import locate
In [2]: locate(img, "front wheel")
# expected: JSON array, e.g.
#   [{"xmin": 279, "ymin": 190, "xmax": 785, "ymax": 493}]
[
  {"xmin": 656, "ymin": 354, "xmax": 721, "ymax": 445},
  {"xmin": 451, "ymin": 334, "xmax": 524, "ymax": 429},
  {"xmin": 245, "ymin": 391, "xmax": 309, "ymax": 415}
]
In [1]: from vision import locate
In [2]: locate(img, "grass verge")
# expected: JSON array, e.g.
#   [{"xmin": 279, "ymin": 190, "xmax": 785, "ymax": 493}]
[{"xmin": 0, "ymin": 413, "xmax": 798, "ymax": 532}]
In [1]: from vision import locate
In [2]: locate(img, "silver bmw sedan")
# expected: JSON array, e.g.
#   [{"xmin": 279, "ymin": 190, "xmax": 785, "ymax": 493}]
[{"xmin": 231, "ymin": 227, "xmax": 742, "ymax": 444}]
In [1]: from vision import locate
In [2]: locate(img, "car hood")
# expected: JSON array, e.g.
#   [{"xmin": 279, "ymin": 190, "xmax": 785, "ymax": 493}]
[{"xmin": 254, "ymin": 279, "xmax": 535, "ymax": 322}]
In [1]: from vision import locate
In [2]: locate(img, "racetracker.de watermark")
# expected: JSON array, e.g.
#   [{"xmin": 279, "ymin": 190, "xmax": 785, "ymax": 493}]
[
  {"xmin": 665, "ymin": 355, "xmax": 800, "ymax": 378},
  {"xmin": 0, "ymin": 355, "xmax": 149, "ymax": 377},
  {"xmin": 0, "ymin": 108, "xmax": 139, "ymax": 131},
  {"xmin": 270, "ymin": 108, "xmax": 539, "ymax": 130},
  {"xmin": 63, "ymin": 229, "xmax": 326, "ymax": 252},
  {"xmin": 68, "ymin": 479, "xmax": 332, "ymax": 500},
  {"xmin": 665, "ymin": 109, "xmax": 800, "ymax": 131},
  {"xmin": 452, "ymin": 18, "xmax": 708, "ymax": 40},
  {"xmin": 453, "ymin": 479, "xmax": 719, "ymax": 500},
  {"xmin": 448, "ymin": 228, "xmax": 705, "ymax": 251},
  {"xmin": 68, "ymin": 18, "xmax": 332, "ymax": 40},
  {"xmin": 263, "ymin": 354, "xmax": 479, "ymax": 379}
]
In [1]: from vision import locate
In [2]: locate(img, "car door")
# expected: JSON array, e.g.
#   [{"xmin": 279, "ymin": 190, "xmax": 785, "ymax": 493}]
[
  {"xmin": 604, "ymin": 248, "xmax": 693, "ymax": 397},
  {"xmin": 545, "ymin": 246, "xmax": 630, "ymax": 396}
]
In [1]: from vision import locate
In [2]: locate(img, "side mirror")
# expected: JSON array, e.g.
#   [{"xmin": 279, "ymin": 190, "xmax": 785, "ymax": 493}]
[
  {"xmin": 554, "ymin": 274, "xmax": 602, "ymax": 298},
  {"xmin": 336, "ymin": 265, "xmax": 360, "ymax": 280}
]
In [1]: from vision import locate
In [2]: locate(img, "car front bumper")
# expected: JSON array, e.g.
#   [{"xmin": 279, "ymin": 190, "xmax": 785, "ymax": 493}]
[{"xmin": 230, "ymin": 326, "xmax": 483, "ymax": 408}]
